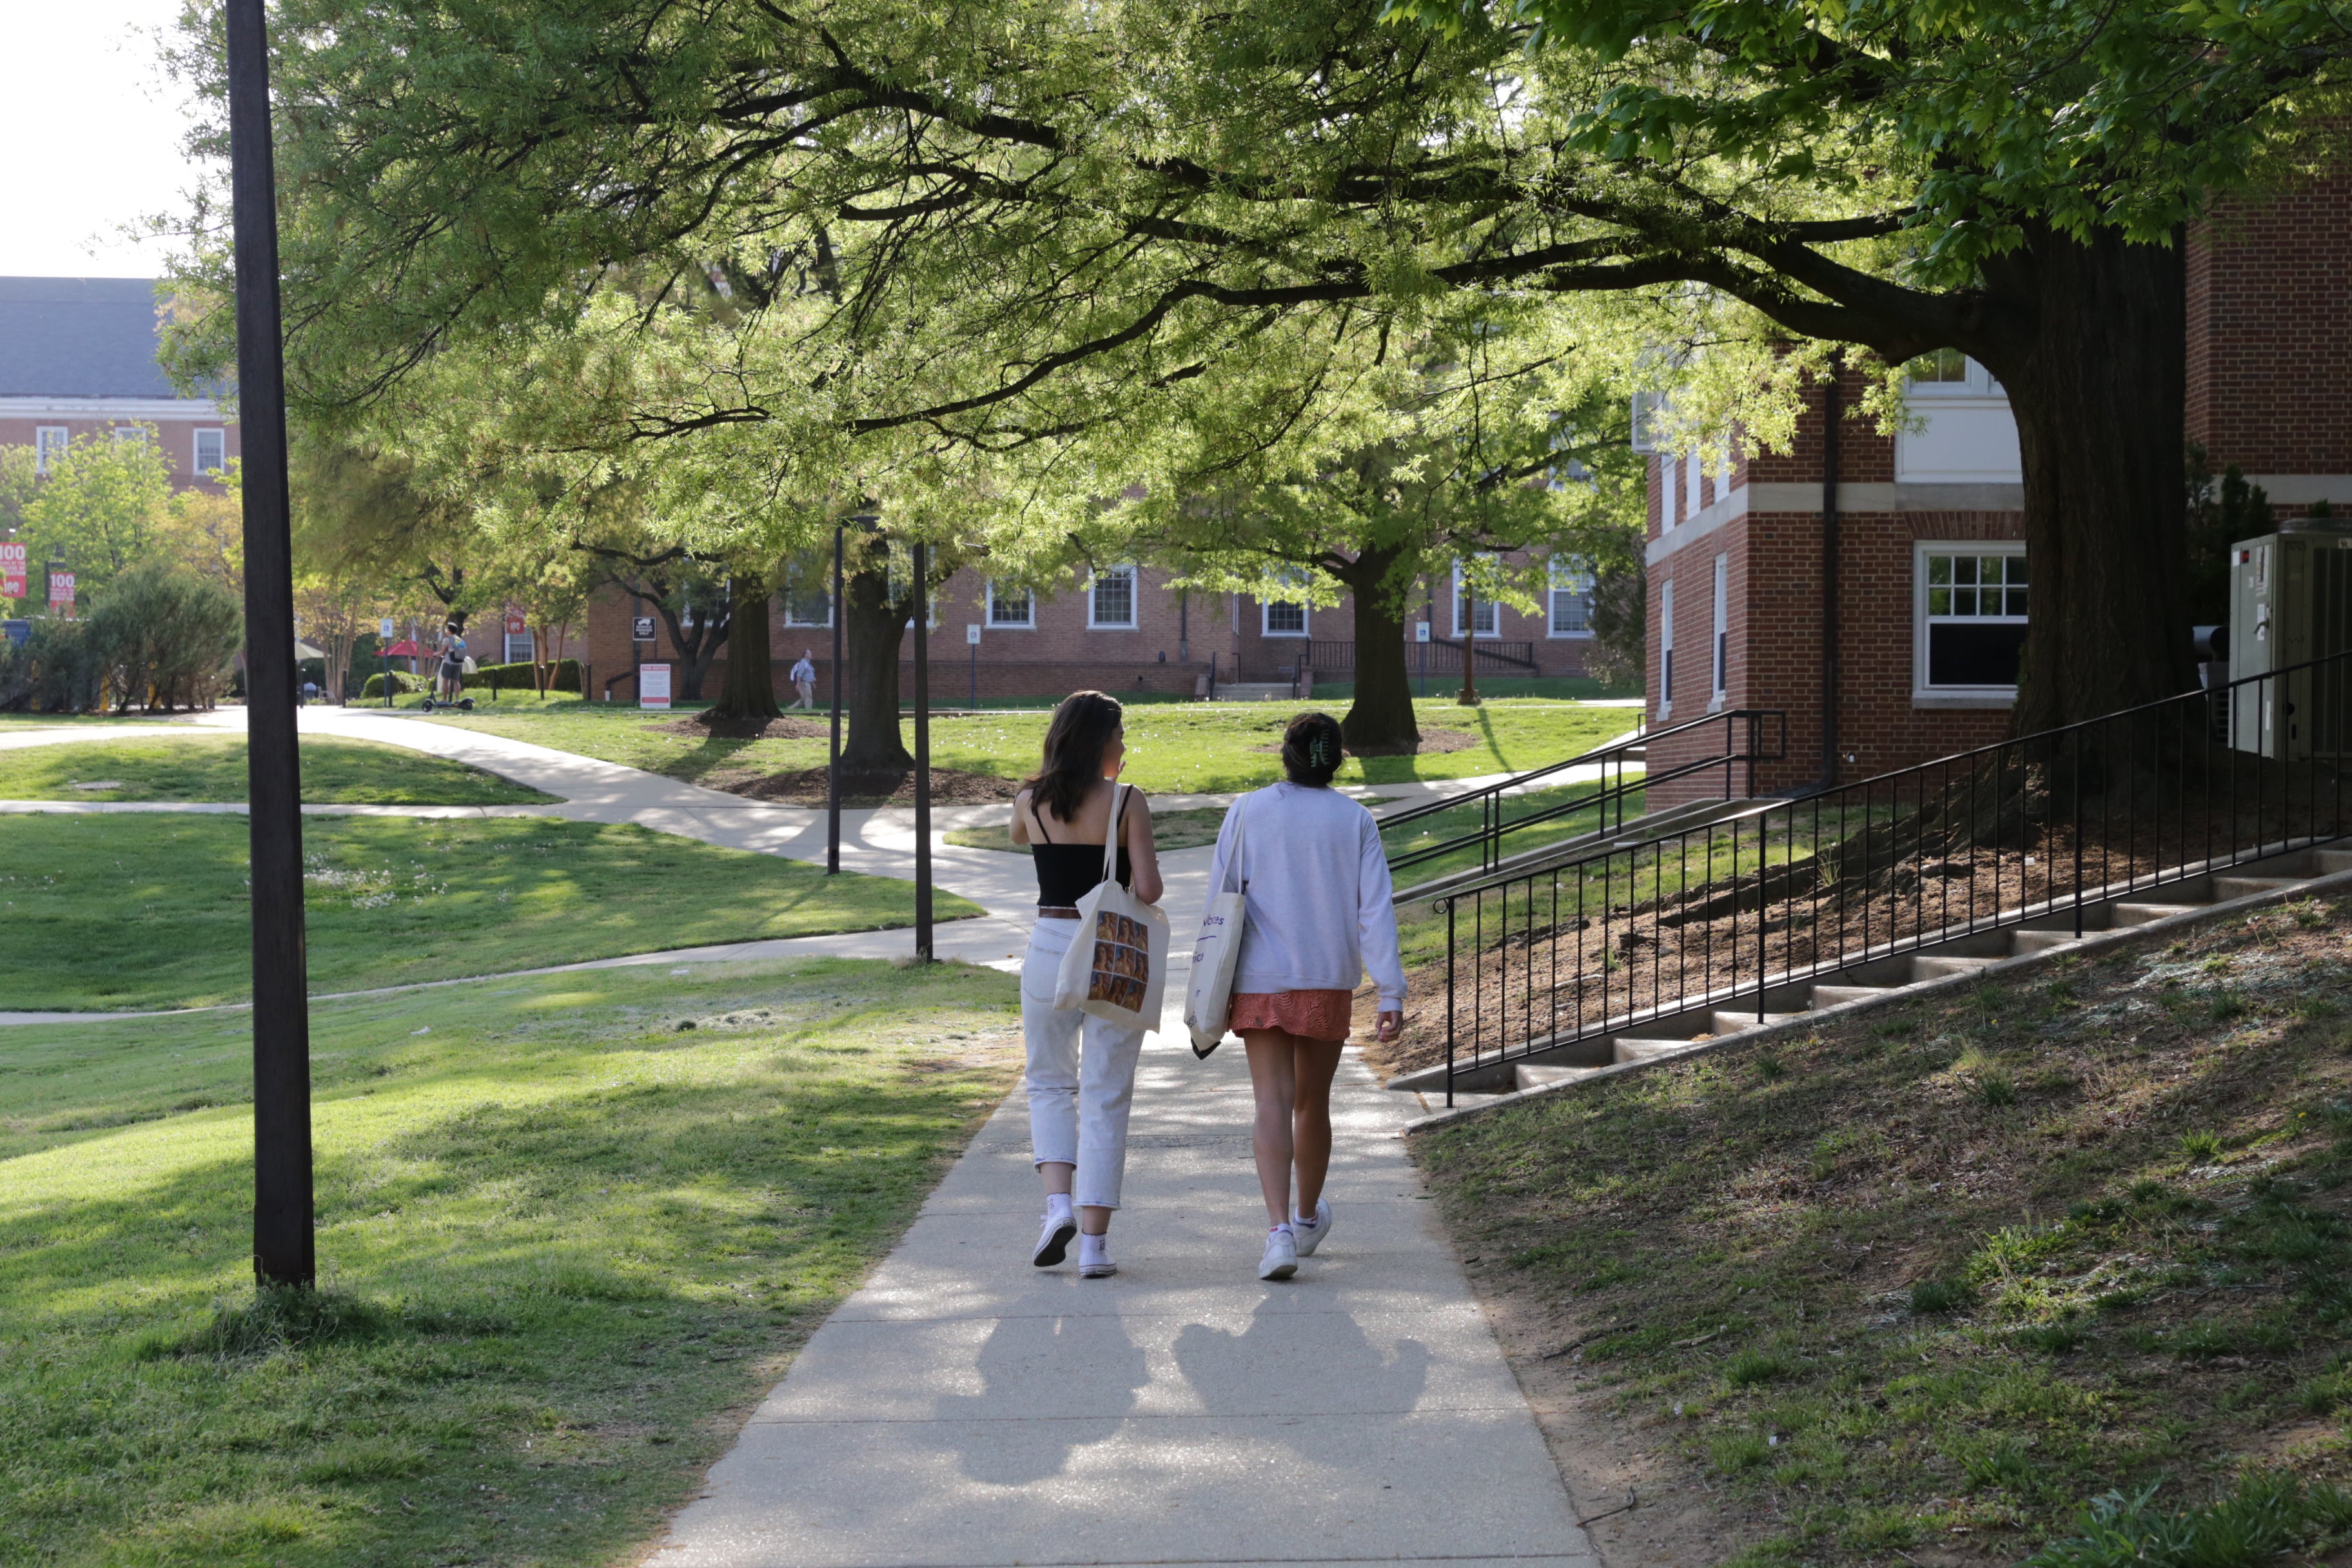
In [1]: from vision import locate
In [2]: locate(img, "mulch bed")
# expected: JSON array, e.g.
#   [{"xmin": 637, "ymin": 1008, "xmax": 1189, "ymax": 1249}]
[
  {"xmin": 650, "ymin": 714, "xmax": 830, "ymax": 740},
  {"xmin": 723, "ymin": 766, "xmax": 1025, "ymax": 807}
]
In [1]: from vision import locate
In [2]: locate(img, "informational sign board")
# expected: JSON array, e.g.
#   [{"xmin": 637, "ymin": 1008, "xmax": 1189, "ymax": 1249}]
[
  {"xmin": 505, "ymin": 602, "xmax": 528, "ymax": 635},
  {"xmin": 379, "ymin": 616, "xmax": 396, "ymax": 641},
  {"xmin": 640, "ymin": 662, "xmax": 672, "ymax": 710},
  {"xmin": 48, "ymin": 571, "xmax": 75, "ymax": 613},
  {"xmin": 1415, "ymin": 622, "xmax": 1431, "ymax": 642},
  {"xmin": 0, "ymin": 543, "xmax": 24, "ymax": 600},
  {"xmin": 632, "ymin": 615, "xmax": 656, "ymax": 641},
  {"xmin": 966, "ymin": 623, "xmax": 981, "ymax": 645}
]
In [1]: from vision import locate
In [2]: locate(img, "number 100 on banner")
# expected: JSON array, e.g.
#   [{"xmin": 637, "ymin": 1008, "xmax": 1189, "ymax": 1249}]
[{"xmin": 0, "ymin": 543, "xmax": 24, "ymax": 600}]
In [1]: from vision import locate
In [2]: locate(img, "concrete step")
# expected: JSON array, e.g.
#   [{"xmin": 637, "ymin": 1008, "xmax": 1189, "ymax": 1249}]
[
  {"xmin": 1811, "ymin": 983, "xmax": 1898, "ymax": 1008},
  {"xmin": 2110, "ymin": 901, "xmax": 2210, "ymax": 928},
  {"xmin": 1710, "ymin": 1010, "xmax": 1808, "ymax": 1035},
  {"xmin": 1911, "ymin": 954, "xmax": 2001, "ymax": 980},
  {"xmin": 1612, "ymin": 1037, "xmax": 1694, "ymax": 1061},
  {"xmin": 2212, "ymin": 876, "xmax": 2308, "ymax": 901},
  {"xmin": 2010, "ymin": 929, "xmax": 2084, "ymax": 956},
  {"xmin": 2318, "ymin": 849, "xmax": 2352, "ymax": 876},
  {"xmin": 1516, "ymin": 1061, "xmax": 1608, "ymax": 1091},
  {"xmin": 1210, "ymin": 683, "xmax": 1297, "ymax": 701}
]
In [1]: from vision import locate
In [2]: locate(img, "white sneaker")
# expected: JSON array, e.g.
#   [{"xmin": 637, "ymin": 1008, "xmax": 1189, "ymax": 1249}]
[
  {"xmin": 1292, "ymin": 1197, "xmax": 1334, "ymax": 1257},
  {"xmin": 1032, "ymin": 1211, "xmax": 1077, "ymax": 1268},
  {"xmin": 1078, "ymin": 1233, "xmax": 1117, "ymax": 1279},
  {"xmin": 1259, "ymin": 1225, "xmax": 1298, "ymax": 1280}
]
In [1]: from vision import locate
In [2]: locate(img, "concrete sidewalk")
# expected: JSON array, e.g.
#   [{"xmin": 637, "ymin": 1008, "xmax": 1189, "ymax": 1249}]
[{"xmin": 646, "ymin": 977, "xmax": 1598, "ymax": 1568}]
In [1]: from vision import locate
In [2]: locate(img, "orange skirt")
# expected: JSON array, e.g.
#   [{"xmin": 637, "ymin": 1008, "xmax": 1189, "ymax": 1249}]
[{"xmin": 1229, "ymin": 988, "xmax": 1353, "ymax": 1042}]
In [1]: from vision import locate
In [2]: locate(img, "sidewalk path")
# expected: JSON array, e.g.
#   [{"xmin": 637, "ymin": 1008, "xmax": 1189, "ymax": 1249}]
[{"xmin": 647, "ymin": 977, "xmax": 1600, "ymax": 1568}]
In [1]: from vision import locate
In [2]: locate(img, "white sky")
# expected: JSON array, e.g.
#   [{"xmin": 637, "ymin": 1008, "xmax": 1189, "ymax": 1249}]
[{"xmin": 1, "ymin": 0, "xmax": 212, "ymax": 278}]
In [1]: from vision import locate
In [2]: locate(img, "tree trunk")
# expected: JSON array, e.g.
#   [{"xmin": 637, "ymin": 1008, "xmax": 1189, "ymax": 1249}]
[
  {"xmin": 842, "ymin": 563, "xmax": 915, "ymax": 770},
  {"xmin": 1978, "ymin": 228, "xmax": 2195, "ymax": 733},
  {"xmin": 708, "ymin": 571, "xmax": 781, "ymax": 721},
  {"xmin": 1338, "ymin": 543, "xmax": 1420, "ymax": 754}
]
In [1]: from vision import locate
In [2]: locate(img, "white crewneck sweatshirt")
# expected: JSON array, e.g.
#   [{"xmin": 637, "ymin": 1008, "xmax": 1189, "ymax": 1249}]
[{"xmin": 1202, "ymin": 781, "xmax": 1406, "ymax": 1008}]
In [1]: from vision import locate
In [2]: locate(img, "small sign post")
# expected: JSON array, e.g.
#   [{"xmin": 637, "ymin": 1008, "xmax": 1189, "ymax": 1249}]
[
  {"xmin": 0, "ymin": 543, "xmax": 25, "ymax": 600},
  {"xmin": 966, "ymin": 622, "xmax": 981, "ymax": 708},
  {"xmin": 640, "ymin": 662, "xmax": 672, "ymax": 710}
]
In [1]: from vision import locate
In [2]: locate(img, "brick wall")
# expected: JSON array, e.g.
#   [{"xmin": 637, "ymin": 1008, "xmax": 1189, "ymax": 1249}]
[
  {"xmin": 0, "ymin": 408, "xmax": 238, "ymax": 495},
  {"xmin": 2187, "ymin": 163, "xmax": 2352, "ymax": 478}
]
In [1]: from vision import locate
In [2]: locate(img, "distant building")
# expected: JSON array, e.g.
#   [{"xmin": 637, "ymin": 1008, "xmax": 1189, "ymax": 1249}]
[{"xmin": 0, "ymin": 277, "xmax": 237, "ymax": 491}]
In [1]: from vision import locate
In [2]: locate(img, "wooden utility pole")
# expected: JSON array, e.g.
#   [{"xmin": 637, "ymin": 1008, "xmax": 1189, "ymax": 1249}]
[{"xmin": 912, "ymin": 541, "xmax": 934, "ymax": 960}]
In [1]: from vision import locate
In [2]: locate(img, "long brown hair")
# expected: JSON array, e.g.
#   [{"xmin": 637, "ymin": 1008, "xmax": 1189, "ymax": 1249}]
[{"xmin": 1023, "ymin": 691, "xmax": 1123, "ymax": 823}]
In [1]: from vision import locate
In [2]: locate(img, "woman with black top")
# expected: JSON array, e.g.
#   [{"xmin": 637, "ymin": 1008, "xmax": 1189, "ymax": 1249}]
[{"xmin": 1009, "ymin": 691, "xmax": 1164, "ymax": 1278}]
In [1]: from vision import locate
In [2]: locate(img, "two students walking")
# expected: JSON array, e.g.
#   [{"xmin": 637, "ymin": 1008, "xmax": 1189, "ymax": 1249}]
[{"xmin": 1008, "ymin": 691, "xmax": 1404, "ymax": 1282}]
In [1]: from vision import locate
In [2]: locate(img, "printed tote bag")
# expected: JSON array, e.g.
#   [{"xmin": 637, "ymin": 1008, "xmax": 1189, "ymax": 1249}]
[
  {"xmin": 1051, "ymin": 784, "xmax": 1171, "ymax": 1032},
  {"xmin": 1181, "ymin": 798, "xmax": 1248, "ymax": 1059}
]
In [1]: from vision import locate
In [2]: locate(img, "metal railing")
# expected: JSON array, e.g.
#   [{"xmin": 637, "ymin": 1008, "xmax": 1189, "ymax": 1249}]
[
  {"xmin": 1380, "ymin": 709, "xmax": 1783, "ymax": 881},
  {"xmin": 1308, "ymin": 638, "xmax": 1541, "ymax": 677},
  {"xmin": 1429, "ymin": 648, "xmax": 2352, "ymax": 1104}
]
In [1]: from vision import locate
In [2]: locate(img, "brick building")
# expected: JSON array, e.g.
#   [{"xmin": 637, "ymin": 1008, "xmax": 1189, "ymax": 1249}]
[
  {"xmin": 585, "ymin": 555, "xmax": 1600, "ymax": 705},
  {"xmin": 1643, "ymin": 164, "xmax": 2352, "ymax": 807},
  {"xmin": 0, "ymin": 277, "xmax": 237, "ymax": 496}
]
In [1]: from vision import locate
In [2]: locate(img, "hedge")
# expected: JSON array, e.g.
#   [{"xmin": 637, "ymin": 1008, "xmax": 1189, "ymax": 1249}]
[
  {"xmin": 358, "ymin": 670, "xmax": 428, "ymax": 698},
  {"xmin": 462, "ymin": 658, "xmax": 580, "ymax": 692}
]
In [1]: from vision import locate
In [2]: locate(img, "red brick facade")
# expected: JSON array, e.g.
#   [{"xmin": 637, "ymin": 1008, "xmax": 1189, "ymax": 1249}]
[
  {"xmin": 0, "ymin": 406, "xmax": 239, "ymax": 496},
  {"xmin": 585, "ymin": 558, "xmax": 1595, "ymax": 705}
]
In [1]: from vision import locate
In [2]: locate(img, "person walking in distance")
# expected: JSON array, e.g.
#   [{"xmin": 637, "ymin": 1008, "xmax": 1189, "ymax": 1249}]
[
  {"xmin": 435, "ymin": 623, "xmax": 467, "ymax": 703},
  {"xmin": 1009, "ymin": 691, "xmax": 1164, "ymax": 1278},
  {"xmin": 790, "ymin": 649, "xmax": 818, "ymax": 709},
  {"xmin": 1204, "ymin": 711, "xmax": 1404, "ymax": 1280}
]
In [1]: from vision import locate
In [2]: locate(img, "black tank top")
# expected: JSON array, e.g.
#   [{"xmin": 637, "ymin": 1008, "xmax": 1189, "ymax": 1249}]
[{"xmin": 1029, "ymin": 801, "xmax": 1131, "ymax": 906}]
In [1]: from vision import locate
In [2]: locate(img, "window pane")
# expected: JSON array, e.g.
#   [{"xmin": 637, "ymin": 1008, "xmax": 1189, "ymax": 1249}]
[
  {"xmin": 1928, "ymin": 556, "xmax": 1952, "ymax": 585},
  {"xmin": 1953, "ymin": 557, "xmax": 1977, "ymax": 585},
  {"xmin": 2006, "ymin": 586, "xmax": 2029, "ymax": 617},
  {"xmin": 1979, "ymin": 556, "xmax": 2007, "ymax": 587},
  {"xmin": 1928, "ymin": 623, "xmax": 2026, "ymax": 688},
  {"xmin": 2008, "ymin": 555, "xmax": 2028, "ymax": 584},
  {"xmin": 1928, "ymin": 587, "xmax": 1951, "ymax": 616},
  {"xmin": 1266, "ymin": 602, "xmax": 1305, "ymax": 635},
  {"xmin": 1092, "ymin": 570, "xmax": 1133, "ymax": 626},
  {"xmin": 1958, "ymin": 587, "xmax": 1982, "ymax": 616}
]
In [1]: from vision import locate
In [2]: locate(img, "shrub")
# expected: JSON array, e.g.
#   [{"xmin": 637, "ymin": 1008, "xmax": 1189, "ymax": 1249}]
[
  {"xmin": 79, "ymin": 561, "xmax": 240, "ymax": 711},
  {"xmin": 358, "ymin": 669, "xmax": 429, "ymax": 698},
  {"xmin": 0, "ymin": 614, "xmax": 100, "ymax": 711},
  {"xmin": 460, "ymin": 657, "xmax": 580, "ymax": 693}
]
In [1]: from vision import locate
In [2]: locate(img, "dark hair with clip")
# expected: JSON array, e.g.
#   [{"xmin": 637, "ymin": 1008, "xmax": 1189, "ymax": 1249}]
[
  {"xmin": 1023, "ymin": 690, "xmax": 1124, "ymax": 821},
  {"xmin": 1280, "ymin": 710, "xmax": 1344, "ymax": 787}
]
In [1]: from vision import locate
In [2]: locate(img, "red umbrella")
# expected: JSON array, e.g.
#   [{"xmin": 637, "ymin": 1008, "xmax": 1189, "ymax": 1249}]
[{"xmin": 383, "ymin": 639, "xmax": 423, "ymax": 656}]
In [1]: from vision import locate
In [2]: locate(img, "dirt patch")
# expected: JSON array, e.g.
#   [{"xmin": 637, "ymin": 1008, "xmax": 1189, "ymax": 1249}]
[
  {"xmin": 724, "ymin": 766, "xmax": 1023, "ymax": 807},
  {"xmin": 1250, "ymin": 727, "xmax": 1481, "ymax": 757},
  {"xmin": 649, "ymin": 714, "xmax": 830, "ymax": 741}
]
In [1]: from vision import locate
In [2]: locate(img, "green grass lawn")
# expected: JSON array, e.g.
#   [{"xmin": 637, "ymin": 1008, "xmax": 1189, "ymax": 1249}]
[
  {"xmin": 944, "ymin": 804, "xmax": 1233, "ymax": 854},
  {"xmin": 0, "ymin": 958, "xmax": 1021, "ymax": 1567},
  {"xmin": 0, "ymin": 815, "xmax": 979, "ymax": 1010},
  {"xmin": 1411, "ymin": 895, "xmax": 2352, "ymax": 1565},
  {"xmin": 0, "ymin": 736, "xmax": 553, "ymax": 805},
  {"xmin": 426, "ymin": 697, "xmax": 1640, "ymax": 795}
]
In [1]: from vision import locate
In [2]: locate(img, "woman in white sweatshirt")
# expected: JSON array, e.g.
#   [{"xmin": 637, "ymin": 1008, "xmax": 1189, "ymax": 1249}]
[{"xmin": 1203, "ymin": 710, "xmax": 1405, "ymax": 1280}]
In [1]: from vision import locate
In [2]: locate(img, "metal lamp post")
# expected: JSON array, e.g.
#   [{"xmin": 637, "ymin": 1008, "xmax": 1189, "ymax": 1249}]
[
  {"xmin": 226, "ymin": 0, "xmax": 314, "ymax": 1288},
  {"xmin": 912, "ymin": 540, "xmax": 933, "ymax": 961},
  {"xmin": 827, "ymin": 522, "xmax": 847, "ymax": 874}
]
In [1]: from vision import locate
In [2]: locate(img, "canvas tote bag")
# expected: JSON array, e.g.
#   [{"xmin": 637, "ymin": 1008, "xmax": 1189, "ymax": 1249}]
[
  {"xmin": 1182, "ymin": 798, "xmax": 1249, "ymax": 1059},
  {"xmin": 1052, "ymin": 784, "xmax": 1171, "ymax": 1032}
]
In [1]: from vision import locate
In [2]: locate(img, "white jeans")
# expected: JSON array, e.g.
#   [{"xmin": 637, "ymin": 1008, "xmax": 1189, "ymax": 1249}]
[{"xmin": 1021, "ymin": 916, "xmax": 1146, "ymax": 1210}]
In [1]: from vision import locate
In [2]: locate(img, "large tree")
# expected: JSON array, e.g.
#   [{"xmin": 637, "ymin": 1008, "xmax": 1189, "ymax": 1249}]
[{"xmin": 161, "ymin": 0, "xmax": 2350, "ymax": 729}]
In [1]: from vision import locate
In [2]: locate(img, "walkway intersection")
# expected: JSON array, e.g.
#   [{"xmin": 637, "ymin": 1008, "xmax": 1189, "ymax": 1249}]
[{"xmin": 2, "ymin": 705, "xmax": 1613, "ymax": 1566}]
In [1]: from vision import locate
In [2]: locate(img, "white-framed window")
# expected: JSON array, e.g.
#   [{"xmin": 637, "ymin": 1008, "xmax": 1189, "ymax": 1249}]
[
  {"xmin": 193, "ymin": 427, "xmax": 226, "ymax": 476},
  {"xmin": 111, "ymin": 425, "xmax": 147, "ymax": 446},
  {"xmin": 1260, "ymin": 573, "xmax": 1309, "ymax": 638},
  {"xmin": 504, "ymin": 632, "xmax": 534, "ymax": 664},
  {"xmin": 1547, "ymin": 556, "xmax": 1594, "ymax": 637},
  {"xmin": 1660, "ymin": 453, "xmax": 1677, "ymax": 533},
  {"xmin": 783, "ymin": 558, "xmax": 832, "ymax": 627},
  {"xmin": 1710, "ymin": 553, "xmax": 1729, "ymax": 704},
  {"xmin": 34, "ymin": 427, "xmax": 67, "ymax": 475},
  {"xmin": 1915, "ymin": 543, "xmax": 2028, "ymax": 699},
  {"xmin": 1659, "ymin": 578, "xmax": 1676, "ymax": 714},
  {"xmin": 986, "ymin": 581, "xmax": 1034, "ymax": 628},
  {"xmin": 1088, "ymin": 565, "xmax": 1137, "ymax": 629},
  {"xmin": 1451, "ymin": 562, "xmax": 1498, "ymax": 638},
  {"xmin": 1905, "ymin": 348, "xmax": 2001, "ymax": 396},
  {"xmin": 1685, "ymin": 449, "xmax": 1702, "ymax": 518}
]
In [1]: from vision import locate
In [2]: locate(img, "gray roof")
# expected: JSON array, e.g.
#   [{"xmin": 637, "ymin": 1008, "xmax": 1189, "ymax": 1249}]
[{"xmin": 0, "ymin": 277, "xmax": 189, "ymax": 399}]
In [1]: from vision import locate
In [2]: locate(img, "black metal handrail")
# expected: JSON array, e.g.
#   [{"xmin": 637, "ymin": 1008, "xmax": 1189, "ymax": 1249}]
[
  {"xmin": 1429, "ymin": 647, "xmax": 2352, "ymax": 1104},
  {"xmin": 1382, "ymin": 709, "xmax": 1785, "ymax": 880}
]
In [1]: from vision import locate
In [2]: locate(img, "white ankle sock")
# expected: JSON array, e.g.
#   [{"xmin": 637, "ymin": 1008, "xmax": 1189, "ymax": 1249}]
[
  {"xmin": 1295, "ymin": 1211, "xmax": 1317, "ymax": 1229},
  {"xmin": 1046, "ymin": 1193, "xmax": 1073, "ymax": 1223}
]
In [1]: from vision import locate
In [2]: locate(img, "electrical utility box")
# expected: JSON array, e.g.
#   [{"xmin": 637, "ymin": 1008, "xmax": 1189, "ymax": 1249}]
[{"xmin": 2228, "ymin": 520, "xmax": 2352, "ymax": 759}]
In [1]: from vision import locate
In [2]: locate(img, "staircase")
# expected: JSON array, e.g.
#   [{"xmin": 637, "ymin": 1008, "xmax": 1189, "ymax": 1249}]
[
  {"xmin": 1404, "ymin": 847, "xmax": 2350, "ymax": 1103},
  {"xmin": 1395, "ymin": 645, "xmax": 2352, "ymax": 1109}
]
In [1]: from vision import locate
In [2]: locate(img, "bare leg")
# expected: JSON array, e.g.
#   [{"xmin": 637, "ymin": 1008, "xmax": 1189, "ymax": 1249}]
[
  {"xmin": 1289, "ymin": 1037, "xmax": 1344, "ymax": 1218},
  {"xmin": 1036, "ymin": 1162, "xmax": 1112, "ymax": 1236},
  {"xmin": 1243, "ymin": 1030, "xmax": 1302, "ymax": 1227}
]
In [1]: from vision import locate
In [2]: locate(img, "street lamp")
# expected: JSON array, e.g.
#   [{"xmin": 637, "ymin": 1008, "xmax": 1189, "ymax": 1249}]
[
  {"xmin": 226, "ymin": 0, "xmax": 314, "ymax": 1288},
  {"xmin": 912, "ymin": 540, "xmax": 933, "ymax": 962}
]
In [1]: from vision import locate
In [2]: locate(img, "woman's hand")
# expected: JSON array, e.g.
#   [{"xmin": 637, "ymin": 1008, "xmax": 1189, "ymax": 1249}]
[{"xmin": 1375, "ymin": 1010, "xmax": 1403, "ymax": 1042}]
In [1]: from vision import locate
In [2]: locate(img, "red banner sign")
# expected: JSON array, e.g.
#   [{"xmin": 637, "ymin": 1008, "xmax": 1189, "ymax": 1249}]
[
  {"xmin": 0, "ymin": 543, "xmax": 23, "ymax": 600},
  {"xmin": 504, "ymin": 602, "xmax": 527, "ymax": 635},
  {"xmin": 47, "ymin": 571, "xmax": 74, "ymax": 612}
]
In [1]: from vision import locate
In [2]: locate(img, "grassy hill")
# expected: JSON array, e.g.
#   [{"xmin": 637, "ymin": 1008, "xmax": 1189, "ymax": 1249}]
[{"xmin": 1411, "ymin": 891, "xmax": 2352, "ymax": 1566}]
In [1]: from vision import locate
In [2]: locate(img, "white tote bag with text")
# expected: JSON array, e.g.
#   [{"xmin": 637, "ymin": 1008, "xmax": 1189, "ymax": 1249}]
[
  {"xmin": 1182, "ymin": 798, "xmax": 1248, "ymax": 1059},
  {"xmin": 1051, "ymin": 785, "xmax": 1170, "ymax": 1033}
]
